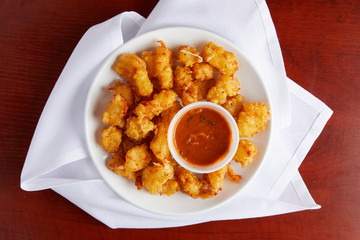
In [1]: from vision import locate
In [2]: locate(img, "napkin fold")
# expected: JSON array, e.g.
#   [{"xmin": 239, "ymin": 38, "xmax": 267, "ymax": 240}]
[{"xmin": 21, "ymin": 0, "xmax": 332, "ymax": 229}]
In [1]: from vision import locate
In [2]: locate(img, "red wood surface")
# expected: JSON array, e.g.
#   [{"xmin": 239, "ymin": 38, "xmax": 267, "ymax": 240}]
[{"xmin": 1, "ymin": 0, "xmax": 359, "ymax": 239}]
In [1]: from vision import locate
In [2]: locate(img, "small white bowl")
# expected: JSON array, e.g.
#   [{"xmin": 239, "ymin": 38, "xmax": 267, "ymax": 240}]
[{"xmin": 168, "ymin": 101, "xmax": 239, "ymax": 173}]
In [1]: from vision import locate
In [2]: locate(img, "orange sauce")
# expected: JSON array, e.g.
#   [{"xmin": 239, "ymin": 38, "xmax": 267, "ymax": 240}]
[{"xmin": 174, "ymin": 107, "xmax": 232, "ymax": 166}]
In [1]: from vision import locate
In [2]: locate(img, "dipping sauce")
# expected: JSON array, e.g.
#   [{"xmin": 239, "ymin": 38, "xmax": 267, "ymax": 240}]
[{"xmin": 174, "ymin": 107, "xmax": 232, "ymax": 166}]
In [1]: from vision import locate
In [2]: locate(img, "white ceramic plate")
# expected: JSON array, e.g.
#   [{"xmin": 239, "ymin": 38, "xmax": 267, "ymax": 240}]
[{"xmin": 85, "ymin": 27, "xmax": 273, "ymax": 216}]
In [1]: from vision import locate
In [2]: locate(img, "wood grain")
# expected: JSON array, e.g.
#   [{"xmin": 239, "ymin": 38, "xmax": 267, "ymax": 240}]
[{"xmin": 0, "ymin": 0, "xmax": 359, "ymax": 239}]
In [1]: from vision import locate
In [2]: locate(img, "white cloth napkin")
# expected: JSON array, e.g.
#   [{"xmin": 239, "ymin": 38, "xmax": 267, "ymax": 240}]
[{"xmin": 20, "ymin": 0, "xmax": 332, "ymax": 229}]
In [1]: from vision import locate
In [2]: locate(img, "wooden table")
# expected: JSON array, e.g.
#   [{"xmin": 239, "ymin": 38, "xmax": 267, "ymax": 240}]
[{"xmin": 1, "ymin": 0, "xmax": 359, "ymax": 239}]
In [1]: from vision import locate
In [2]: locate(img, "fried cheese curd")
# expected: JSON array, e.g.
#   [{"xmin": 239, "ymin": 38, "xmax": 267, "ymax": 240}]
[
  {"xmin": 175, "ymin": 167, "xmax": 203, "ymax": 198},
  {"xmin": 154, "ymin": 40, "xmax": 174, "ymax": 89},
  {"xmin": 176, "ymin": 45, "xmax": 203, "ymax": 67},
  {"xmin": 125, "ymin": 143, "xmax": 152, "ymax": 172},
  {"xmin": 192, "ymin": 62, "xmax": 214, "ymax": 81},
  {"xmin": 134, "ymin": 89, "xmax": 177, "ymax": 120},
  {"xmin": 142, "ymin": 162, "xmax": 177, "ymax": 195},
  {"xmin": 100, "ymin": 40, "xmax": 271, "ymax": 199},
  {"xmin": 125, "ymin": 116, "xmax": 156, "ymax": 141},
  {"xmin": 101, "ymin": 126, "xmax": 123, "ymax": 153},
  {"xmin": 233, "ymin": 139, "xmax": 257, "ymax": 168},
  {"xmin": 175, "ymin": 166, "xmax": 229, "ymax": 199},
  {"xmin": 141, "ymin": 41, "xmax": 174, "ymax": 90},
  {"xmin": 237, "ymin": 102, "xmax": 271, "ymax": 137},
  {"xmin": 174, "ymin": 66, "xmax": 200, "ymax": 106},
  {"xmin": 102, "ymin": 94, "xmax": 128, "ymax": 128},
  {"xmin": 108, "ymin": 81, "xmax": 135, "ymax": 108},
  {"xmin": 150, "ymin": 102, "xmax": 181, "ymax": 163},
  {"xmin": 207, "ymin": 75, "xmax": 240, "ymax": 105},
  {"xmin": 107, "ymin": 144, "xmax": 152, "ymax": 183},
  {"xmin": 140, "ymin": 51, "xmax": 156, "ymax": 79},
  {"xmin": 113, "ymin": 54, "xmax": 153, "ymax": 97},
  {"xmin": 199, "ymin": 166, "xmax": 228, "ymax": 199},
  {"xmin": 221, "ymin": 93, "xmax": 245, "ymax": 118},
  {"xmin": 107, "ymin": 152, "xmax": 139, "ymax": 181},
  {"xmin": 202, "ymin": 42, "xmax": 238, "ymax": 76}
]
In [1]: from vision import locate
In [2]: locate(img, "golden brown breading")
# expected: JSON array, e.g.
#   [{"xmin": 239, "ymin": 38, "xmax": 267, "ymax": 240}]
[
  {"xmin": 102, "ymin": 94, "xmax": 128, "ymax": 128},
  {"xmin": 149, "ymin": 102, "xmax": 181, "ymax": 162},
  {"xmin": 174, "ymin": 66, "xmax": 199, "ymax": 106},
  {"xmin": 134, "ymin": 89, "xmax": 177, "ymax": 120},
  {"xmin": 108, "ymin": 81, "xmax": 134, "ymax": 108},
  {"xmin": 199, "ymin": 166, "xmax": 227, "ymax": 199},
  {"xmin": 107, "ymin": 152, "xmax": 138, "ymax": 181},
  {"xmin": 101, "ymin": 126, "xmax": 123, "ymax": 153},
  {"xmin": 176, "ymin": 45, "xmax": 202, "ymax": 67},
  {"xmin": 154, "ymin": 40, "xmax": 174, "ymax": 89},
  {"xmin": 162, "ymin": 178, "xmax": 180, "ymax": 196},
  {"xmin": 192, "ymin": 62, "xmax": 214, "ymax": 81},
  {"xmin": 202, "ymin": 42, "xmax": 238, "ymax": 76},
  {"xmin": 206, "ymin": 75, "xmax": 240, "ymax": 105},
  {"xmin": 237, "ymin": 102, "xmax": 270, "ymax": 137},
  {"xmin": 174, "ymin": 66, "xmax": 193, "ymax": 91},
  {"xmin": 140, "ymin": 51, "xmax": 156, "ymax": 79},
  {"xmin": 150, "ymin": 120, "xmax": 169, "ymax": 162},
  {"xmin": 113, "ymin": 54, "xmax": 153, "ymax": 97},
  {"xmin": 125, "ymin": 116, "xmax": 156, "ymax": 141},
  {"xmin": 222, "ymin": 93, "xmax": 245, "ymax": 118},
  {"xmin": 181, "ymin": 84, "xmax": 200, "ymax": 106},
  {"xmin": 175, "ymin": 167, "xmax": 203, "ymax": 199},
  {"xmin": 142, "ymin": 162, "xmax": 174, "ymax": 195},
  {"xmin": 233, "ymin": 139, "xmax": 257, "ymax": 167},
  {"xmin": 206, "ymin": 166, "xmax": 227, "ymax": 191},
  {"xmin": 124, "ymin": 143, "xmax": 152, "ymax": 172}
]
